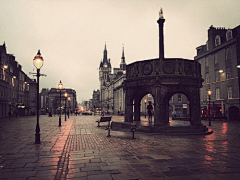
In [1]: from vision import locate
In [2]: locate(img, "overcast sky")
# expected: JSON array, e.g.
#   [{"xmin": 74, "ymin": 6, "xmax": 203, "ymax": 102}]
[{"xmin": 1, "ymin": 0, "xmax": 240, "ymax": 102}]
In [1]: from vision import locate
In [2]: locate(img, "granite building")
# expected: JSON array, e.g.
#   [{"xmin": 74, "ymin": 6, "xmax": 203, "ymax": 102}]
[{"xmin": 194, "ymin": 25, "xmax": 240, "ymax": 121}]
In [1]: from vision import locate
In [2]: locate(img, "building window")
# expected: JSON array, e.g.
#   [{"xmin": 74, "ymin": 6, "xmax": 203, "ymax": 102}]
[
  {"xmin": 226, "ymin": 30, "xmax": 233, "ymax": 41},
  {"xmin": 215, "ymin": 70, "xmax": 220, "ymax": 81},
  {"xmin": 216, "ymin": 88, "xmax": 220, "ymax": 100},
  {"xmin": 226, "ymin": 48, "xmax": 231, "ymax": 61},
  {"xmin": 205, "ymin": 56, "xmax": 209, "ymax": 67},
  {"xmin": 177, "ymin": 94, "xmax": 182, "ymax": 103},
  {"xmin": 227, "ymin": 86, "xmax": 232, "ymax": 99},
  {"xmin": 206, "ymin": 41, "xmax": 209, "ymax": 51},
  {"xmin": 205, "ymin": 73, "xmax": 209, "ymax": 83},
  {"xmin": 226, "ymin": 67, "xmax": 231, "ymax": 79},
  {"xmin": 169, "ymin": 96, "xmax": 173, "ymax": 103},
  {"xmin": 215, "ymin": 35, "xmax": 221, "ymax": 46},
  {"xmin": 214, "ymin": 53, "xmax": 218, "ymax": 64}
]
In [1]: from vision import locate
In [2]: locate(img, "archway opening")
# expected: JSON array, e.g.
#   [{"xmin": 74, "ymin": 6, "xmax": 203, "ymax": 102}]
[
  {"xmin": 168, "ymin": 93, "xmax": 191, "ymax": 126},
  {"xmin": 139, "ymin": 93, "xmax": 154, "ymax": 125},
  {"xmin": 228, "ymin": 106, "xmax": 240, "ymax": 121}
]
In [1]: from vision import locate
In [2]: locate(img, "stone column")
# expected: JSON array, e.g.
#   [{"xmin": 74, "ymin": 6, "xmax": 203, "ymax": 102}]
[
  {"xmin": 134, "ymin": 99, "xmax": 141, "ymax": 121},
  {"xmin": 190, "ymin": 88, "xmax": 201, "ymax": 126},
  {"xmin": 154, "ymin": 86, "xmax": 162, "ymax": 126},
  {"xmin": 124, "ymin": 95, "xmax": 133, "ymax": 123}
]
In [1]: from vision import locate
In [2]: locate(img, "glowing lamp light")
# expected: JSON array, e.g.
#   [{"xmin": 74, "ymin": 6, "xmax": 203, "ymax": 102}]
[
  {"xmin": 237, "ymin": 65, "xmax": 240, "ymax": 68},
  {"xmin": 58, "ymin": 80, "xmax": 63, "ymax": 90},
  {"xmin": 64, "ymin": 92, "xmax": 68, "ymax": 98},
  {"xmin": 3, "ymin": 65, "xmax": 8, "ymax": 69},
  {"xmin": 33, "ymin": 50, "xmax": 44, "ymax": 69},
  {"xmin": 144, "ymin": 99, "xmax": 147, "ymax": 103},
  {"xmin": 208, "ymin": 88, "xmax": 212, "ymax": 96},
  {"xmin": 219, "ymin": 70, "xmax": 223, "ymax": 73}
]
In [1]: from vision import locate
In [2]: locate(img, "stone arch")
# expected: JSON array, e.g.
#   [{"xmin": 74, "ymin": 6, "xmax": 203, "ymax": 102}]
[
  {"xmin": 130, "ymin": 88, "xmax": 155, "ymax": 122},
  {"xmin": 228, "ymin": 106, "xmax": 240, "ymax": 121},
  {"xmin": 162, "ymin": 87, "xmax": 199, "ymax": 125}
]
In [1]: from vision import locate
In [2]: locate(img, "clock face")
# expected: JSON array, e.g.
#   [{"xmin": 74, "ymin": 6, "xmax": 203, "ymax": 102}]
[{"xmin": 104, "ymin": 64, "xmax": 107, "ymax": 68}]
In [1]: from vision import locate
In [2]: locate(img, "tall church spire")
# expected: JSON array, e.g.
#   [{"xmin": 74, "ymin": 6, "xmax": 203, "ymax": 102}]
[
  {"xmin": 120, "ymin": 44, "xmax": 126, "ymax": 70},
  {"xmin": 103, "ymin": 42, "xmax": 108, "ymax": 63}
]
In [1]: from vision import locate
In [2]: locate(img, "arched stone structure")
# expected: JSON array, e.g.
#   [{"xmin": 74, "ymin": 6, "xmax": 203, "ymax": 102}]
[
  {"xmin": 124, "ymin": 58, "xmax": 203, "ymax": 127},
  {"xmin": 123, "ymin": 14, "xmax": 204, "ymax": 130}
]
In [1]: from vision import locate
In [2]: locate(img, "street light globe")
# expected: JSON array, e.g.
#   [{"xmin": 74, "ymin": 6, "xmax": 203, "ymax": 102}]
[
  {"xmin": 64, "ymin": 92, "xmax": 68, "ymax": 98},
  {"xmin": 33, "ymin": 50, "xmax": 44, "ymax": 69},
  {"xmin": 3, "ymin": 65, "xmax": 8, "ymax": 69},
  {"xmin": 207, "ymin": 88, "xmax": 212, "ymax": 96},
  {"xmin": 68, "ymin": 97, "xmax": 71, "ymax": 101},
  {"xmin": 144, "ymin": 99, "xmax": 147, "ymax": 103},
  {"xmin": 58, "ymin": 80, "xmax": 63, "ymax": 90},
  {"xmin": 237, "ymin": 65, "xmax": 240, "ymax": 68}
]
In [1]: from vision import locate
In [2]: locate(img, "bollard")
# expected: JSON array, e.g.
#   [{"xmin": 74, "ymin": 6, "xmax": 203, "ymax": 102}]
[
  {"xmin": 105, "ymin": 121, "xmax": 111, "ymax": 137},
  {"xmin": 130, "ymin": 127, "xmax": 136, "ymax": 139}
]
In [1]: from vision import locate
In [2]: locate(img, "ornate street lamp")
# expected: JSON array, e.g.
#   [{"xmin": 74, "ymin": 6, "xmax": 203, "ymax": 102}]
[
  {"xmin": 64, "ymin": 92, "xmax": 68, "ymax": 121},
  {"xmin": 237, "ymin": 65, "xmax": 240, "ymax": 117},
  {"xmin": 144, "ymin": 99, "xmax": 147, "ymax": 118},
  {"xmin": 68, "ymin": 96, "xmax": 71, "ymax": 118},
  {"xmin": 208, "ymin": 88, "xmax": 212, "ymax": 126},
  {"xmin": 58, "ymin": 80, "xmax": 63, "ymax": 126},
  {"xmin": 33, "ymin": 50, "xmax": 44, "ymax": 144}
]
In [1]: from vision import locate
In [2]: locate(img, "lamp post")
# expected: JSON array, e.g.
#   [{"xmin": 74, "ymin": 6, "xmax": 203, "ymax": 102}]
[
  {"xmin": 144, "ymin": 99, "xmax": 147, "ymax": 118},
  {"xmin": 64, "ymin": 92, "xmax": 68, "ymax": 121},
  {"xmin": 208, "ymin": 88, "xmax": 212, "ymax": 126},
  {"xmin": 58, "ymin": 80, "xmax": 63, "ymax": 126},
  {"xmin": 33, "ymin": 50, "xmax": 44, "ymax": 144},
  {"xmin": 237, "ymin": 65, "xmax": 240, "ymax": 118},
  {"xmin": 68, "ymin": 97, "xmax": 71, "ymax": 118}
]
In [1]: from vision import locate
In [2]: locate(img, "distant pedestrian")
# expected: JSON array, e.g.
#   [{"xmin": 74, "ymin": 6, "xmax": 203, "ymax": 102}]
[
  {"xmin": 8, "ymin": 111, "xmax": 11, "ymax": 119},
  {"xmin": 147, "ymin": 101, "xmax": 153, "ymax": 123}
]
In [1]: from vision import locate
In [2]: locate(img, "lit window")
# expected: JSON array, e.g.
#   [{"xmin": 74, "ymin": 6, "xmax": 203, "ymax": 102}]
[
  {"xmin": 227, "ymin": 86, "xmax": 232, "ymax": 99},
  {"xmin": 226, "ymin": 67, "xmax": 231, "ymax": 79},
  {"xmin": 226, "ymin": 30, "xmax": 233, "ymax": 41},
  {"xmin": 215, "ymin": 35, "xmax": 221, "ymax": 46},
  {"xmin": 216, "ymin": 88, "xmax": 220, "ymax": 100}
]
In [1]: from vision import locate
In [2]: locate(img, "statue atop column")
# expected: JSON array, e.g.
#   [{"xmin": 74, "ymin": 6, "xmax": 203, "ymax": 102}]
[{"xmin": 159, "ymin": 8, "xmax": 164, "ymax": 19}]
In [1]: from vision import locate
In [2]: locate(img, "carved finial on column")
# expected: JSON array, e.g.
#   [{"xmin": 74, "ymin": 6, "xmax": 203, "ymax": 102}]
[{"xmin": 159, "ymin": 8, "xmax": 164, "ymax": 19}]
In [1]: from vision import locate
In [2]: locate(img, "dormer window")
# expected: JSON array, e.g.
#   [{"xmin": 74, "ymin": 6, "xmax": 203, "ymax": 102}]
[
  {"xmin": 226, "ymin": 30, "xmax": 233, "ymax": 41},
  {"xmin": 215, "ymin": 35, "xmax": 221, "ymax": 46}
]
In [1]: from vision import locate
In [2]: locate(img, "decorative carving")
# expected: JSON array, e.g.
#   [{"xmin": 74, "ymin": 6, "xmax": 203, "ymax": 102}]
[
  {"xmin": 184, "ymin": 62, "xmax": 192, "ymax": 75},
  {"xmin": 159, "ymin": 8, "xmax": 164, "ymax": 19},
  {"xmin": 143, "ymin": 63, "xmax": 153, "ymax": 75},
  {"xmin": 163, "ymin": 62, "xmax": 174, "ymax": 74}
]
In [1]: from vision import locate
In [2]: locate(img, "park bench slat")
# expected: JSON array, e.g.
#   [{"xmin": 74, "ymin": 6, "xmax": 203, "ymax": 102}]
[{"xmin": 96, "ymin": 116, "xmax": 112, "ymax": 127}]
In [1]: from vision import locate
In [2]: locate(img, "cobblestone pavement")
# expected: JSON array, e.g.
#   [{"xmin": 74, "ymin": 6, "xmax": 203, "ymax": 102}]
[{"xmin": 0, "ymin": 115, "xmax": 240, "ymax": 180}]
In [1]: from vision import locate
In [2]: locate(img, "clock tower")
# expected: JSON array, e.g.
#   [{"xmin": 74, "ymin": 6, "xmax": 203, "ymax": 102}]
[{"xmin": 99, "ymin": 43, "xmax": 112, "ymax": 89}]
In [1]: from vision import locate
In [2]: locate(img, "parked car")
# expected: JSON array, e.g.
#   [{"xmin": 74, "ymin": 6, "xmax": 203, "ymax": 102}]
[{"xmin": 82, "ymin": 111, "xmax": 92, "ymax": 115}]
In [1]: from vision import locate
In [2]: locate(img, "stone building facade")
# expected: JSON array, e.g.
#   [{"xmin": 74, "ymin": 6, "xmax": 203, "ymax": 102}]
[
  {"xmin": 194, "ymin": 25, "xmax": 240, "ymax": 121},
  {"xmin": 47, "ymin": 88, "xmax": 77, "ymax": 115},
  {"xmin": 0, "ymin": 42, "xmax": 37, "ymax": 118},
  {"xmin": 99, "ymin": 44, "xmax": 126, "ymax": 114}
]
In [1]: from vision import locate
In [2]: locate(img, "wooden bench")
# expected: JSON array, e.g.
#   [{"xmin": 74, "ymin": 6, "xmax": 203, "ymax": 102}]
[{"xmin": 96, "ymin": 116, "xmax": 112, "ymax": 127}]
